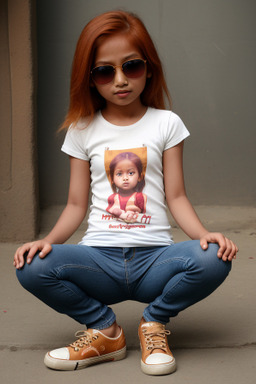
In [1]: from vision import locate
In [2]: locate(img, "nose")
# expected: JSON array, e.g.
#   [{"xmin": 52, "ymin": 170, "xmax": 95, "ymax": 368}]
[
  {"xmin": 123, "ymin": 173, "xmax": 128, "ymax": 180},
  {"xmin": 114, "ymin": 67, "xmax": 128, "ymax": 86}
]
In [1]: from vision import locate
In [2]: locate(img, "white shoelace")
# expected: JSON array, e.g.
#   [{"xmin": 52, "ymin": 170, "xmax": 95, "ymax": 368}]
[{"xmin": 142, "ymin": 329, "xmax": 171, "ymax": 351}]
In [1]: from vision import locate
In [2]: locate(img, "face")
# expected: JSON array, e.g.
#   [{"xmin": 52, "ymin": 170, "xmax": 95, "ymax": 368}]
[
  {"xmin": 92, "ymin": 34, "xmax": 150, "ymax": 113},
  {"xmin": 113, "ymin": 159, "xmax": 140, "ymax": 193}
]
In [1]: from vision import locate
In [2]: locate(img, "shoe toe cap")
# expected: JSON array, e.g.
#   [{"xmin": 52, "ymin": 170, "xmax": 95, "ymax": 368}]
[
  {"xmin": 49, "ymin": 347, "xmax": 70, "ymax": 360},
  {"xmin": 145, "ymin": 353, "xmax": 174, "ymax": 365}
]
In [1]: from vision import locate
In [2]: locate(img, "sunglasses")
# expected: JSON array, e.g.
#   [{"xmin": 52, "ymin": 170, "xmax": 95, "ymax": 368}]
[{"xmin": 91, "ymin": 58, "xmax": 147, "ymax": 85}]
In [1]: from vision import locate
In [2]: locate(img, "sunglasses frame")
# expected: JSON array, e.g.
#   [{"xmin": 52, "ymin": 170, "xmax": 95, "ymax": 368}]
[{"xmin": 91, "ymin": 58, "xmax": 147, "ymax": 85}]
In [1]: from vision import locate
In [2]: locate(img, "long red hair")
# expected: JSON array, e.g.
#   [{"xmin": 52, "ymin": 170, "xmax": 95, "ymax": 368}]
[{"xmin": 60, "ymin": 10, "xmax": 171, "ymax": 130}]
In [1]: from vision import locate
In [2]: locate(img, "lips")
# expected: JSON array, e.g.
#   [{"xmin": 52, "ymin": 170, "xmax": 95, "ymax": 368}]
[
  {"xmin": 115, "ymin": 90, "xmax": 131, "ymax": 97},
  {"xmin": 115, "ymin": 89, "xmax": 130, "ymax": 94}
]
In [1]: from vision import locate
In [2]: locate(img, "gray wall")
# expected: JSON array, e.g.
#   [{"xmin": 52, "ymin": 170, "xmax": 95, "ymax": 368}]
[
  {"xmin": 0, "ymin": 0, "xmax": 38, "ymax": 241},
  {"xmin": 37, "ymin": 0, "xmax": 256, "ymax": 207}
]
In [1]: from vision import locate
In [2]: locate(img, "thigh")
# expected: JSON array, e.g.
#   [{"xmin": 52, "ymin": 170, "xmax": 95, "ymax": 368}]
[
  {"xmin": 16, "ymin": 244, "xmax": 127, "ymax": 305},
  {"xmin": 134, "ymin": 240, "xmax": 229, "ymax": 302}
]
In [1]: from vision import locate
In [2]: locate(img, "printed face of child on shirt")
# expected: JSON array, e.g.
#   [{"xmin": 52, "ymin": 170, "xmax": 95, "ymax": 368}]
[{"xmin": 113, "ymin": 159, "xmax": 141, "ymax": 195}]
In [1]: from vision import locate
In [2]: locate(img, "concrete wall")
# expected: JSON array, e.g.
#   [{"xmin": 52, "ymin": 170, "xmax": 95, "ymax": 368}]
[
  {"xmin": 37, "ymin": 0, "xmax": 256, "ymax": 207},
  {"xmin": 0, "ymin": 0, "xmax": 38, "ymax": 241},
  {"xmin": 1, "ymin": 0, "xmax": 255, "ymax": 241}
]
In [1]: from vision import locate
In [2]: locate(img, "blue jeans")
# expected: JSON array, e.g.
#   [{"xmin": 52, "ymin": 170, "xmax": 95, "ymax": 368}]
[{"xmin": 16, "ymin": 241, "xmax": 231, "ymax": 329}]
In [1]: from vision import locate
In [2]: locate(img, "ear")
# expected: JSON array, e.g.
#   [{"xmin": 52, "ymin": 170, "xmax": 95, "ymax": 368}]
[
  {"xmin": 146, "ymin": 63, "xmax": 152, "ymax": 79},
  {"xmin": 146, "ymin": 70, "xmax": 152, "ymax": 79}
]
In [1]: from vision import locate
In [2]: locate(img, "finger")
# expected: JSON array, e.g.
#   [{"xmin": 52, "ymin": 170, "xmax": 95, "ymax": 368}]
[
  {"xmin": 212, "ymin": 234, "xmax": 227, "ymax": 258},
  {"xmin": 226, "ymin": 241, "xmax": 238, "ymax": 261},
  {"xmin": 200, "ymin": 239, "xmax": 209, "ymax": 251},
  {"xmin": 14, "ymin": 250, "xmax": 27, "ymax": 269},
  {"xmin": 13, "ymin": 249, "xmax": 23, "ymax": 269},
  {"xmin": 39, "ymin": 244, "xmax": 52, "ymax": 258},
  {"xmin": 14, "ymin": 244, "xmax": 31, "ymax": 269},
  {"xmin": 221, "ymin": 238, "xmax": 233, "ymax": 261},
  {"xmin": 26, "ymin": 244, "xmax": 40, "ymax": 264}
]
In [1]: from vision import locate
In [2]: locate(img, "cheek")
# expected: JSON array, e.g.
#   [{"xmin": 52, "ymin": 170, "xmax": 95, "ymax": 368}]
[
  {"xmin": 113, "ymin": 176, "xmax": 121, "ymax": 185},
  {"xmin": 94, "ymin": 84, "xmax": 109, "ymax": 98},
  {"xmin": 131, "ymin": 175, "xmax": 139, "ymax": 184},
  {"xmin": 136, "ymin": 77, "xmax": 148, "ymax": 94}
]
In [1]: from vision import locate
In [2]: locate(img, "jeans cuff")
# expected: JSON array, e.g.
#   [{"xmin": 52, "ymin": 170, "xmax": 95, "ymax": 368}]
[{"xmin": 89, "ymin": 310, "xmax": 116, "ymax": 330}]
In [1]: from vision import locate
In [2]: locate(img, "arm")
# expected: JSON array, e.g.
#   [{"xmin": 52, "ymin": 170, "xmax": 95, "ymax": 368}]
[
  {"xmin": 14, "ymin": 157, "xmax": 90, "ymax": 269},
  {"xmin": 163, "ymin": 142, "xmax": 238, "ymax": 261}
]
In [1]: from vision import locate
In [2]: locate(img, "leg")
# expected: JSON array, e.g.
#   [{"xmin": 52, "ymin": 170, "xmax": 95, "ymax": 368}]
[
  {"xmin": 135, "ymin": 241, "xmax": 231, "ymax": 375},
  {"xmin": 16, "ymin": 244, "xmax": 125, "ymax": 329},
  {"xmin": 16, "ymin": 244, "xmax": 127, "ymax": 370},
  {"xmin": 135, "ymin": 240, "xmax": 231, "ymax": 324}
]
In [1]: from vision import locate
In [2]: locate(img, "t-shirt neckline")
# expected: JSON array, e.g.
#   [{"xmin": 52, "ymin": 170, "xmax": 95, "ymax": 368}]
[{"xmin": 98, "ymin": 108, "xmax": 151, "ymax": 130}]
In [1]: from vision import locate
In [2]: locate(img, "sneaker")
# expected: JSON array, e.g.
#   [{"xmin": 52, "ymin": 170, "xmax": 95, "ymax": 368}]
[
  {"xmin": 138, "ymin": 318, "xmax": 176, "ymax": 375},
  {"xmin": 44, "ymin": 327, "xmax": 126, "ymax": 370}
]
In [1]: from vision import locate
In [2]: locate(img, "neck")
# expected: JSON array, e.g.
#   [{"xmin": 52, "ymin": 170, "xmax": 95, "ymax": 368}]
[
  {"xmin": 102, "ymin": 103, "xmax": 147, "ymax": 126},
  {"xmin": 118, "ymin": 189, "xmax": 135, "ymax": 197}
]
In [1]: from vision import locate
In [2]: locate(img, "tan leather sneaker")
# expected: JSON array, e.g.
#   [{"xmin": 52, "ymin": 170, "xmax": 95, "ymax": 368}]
[
  {"xmin": 138, "ymin": 318, "xmax": 176, "ymax": 375},
  {"xmin": 44, "ymin": 327, "xmax": 126, "ymax": 370}
]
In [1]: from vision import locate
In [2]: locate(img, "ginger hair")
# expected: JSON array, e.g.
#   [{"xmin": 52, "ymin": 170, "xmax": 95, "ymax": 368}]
[{"xmin": 60, "ymin": 10, "xmax": 171, "ymax": 130}]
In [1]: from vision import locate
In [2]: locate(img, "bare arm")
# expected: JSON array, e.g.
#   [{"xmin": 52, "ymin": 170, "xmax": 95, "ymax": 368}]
[
  {"xmin": 14, "ymin": 157, "xmax": 90, "ymax": 268},
  {"xmin": 44, "ymin": 157, "xmax": 90, "ymax": 243},
  {"xmin": 163, "ymin": 142, "xmax": 238, "ymax": 261}
]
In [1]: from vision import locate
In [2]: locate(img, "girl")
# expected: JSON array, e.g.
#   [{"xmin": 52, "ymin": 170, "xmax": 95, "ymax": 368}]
[
  {"xmin": 14, "ymin": 10, "xmax": 238, "ymax": 376},
  {"xmin": 106, "ymin": 151, "xmax": 147, "ymax": 223}
]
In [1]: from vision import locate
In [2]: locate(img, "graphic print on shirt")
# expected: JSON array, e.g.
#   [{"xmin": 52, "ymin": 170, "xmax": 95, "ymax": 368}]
[{"xmin": 104, "ymin": 147, "xmax": 151, "ymax": 228}]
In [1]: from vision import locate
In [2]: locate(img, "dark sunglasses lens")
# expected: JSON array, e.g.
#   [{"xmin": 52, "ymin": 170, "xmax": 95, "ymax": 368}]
[
  {"xmin": 123, "ymin": 60, "xmax": 145, "ymax": 78},
  {"xmin": 92, "ymin": 66, "xmax": 114, "ymax": 84}
]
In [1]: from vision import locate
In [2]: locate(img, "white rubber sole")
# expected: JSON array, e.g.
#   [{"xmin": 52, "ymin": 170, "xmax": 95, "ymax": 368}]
[
  {"xmin": 141, "ymin": 358, "xmax": 177, "ymax": 376},
  {"xmin": 44, "ymin": 346, "xmax": 127, "ymax": 371}
]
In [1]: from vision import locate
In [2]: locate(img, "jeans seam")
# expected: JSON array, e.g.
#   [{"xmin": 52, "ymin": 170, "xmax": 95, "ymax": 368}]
[
  {"xmin": 147, "ymin": 258, "xmax": 189, "ymax": 315},
  {"xmin": 56, "ymin": 279, "xmax": 86, "ymax": 298},
  {"xmin": 55, "ymin": 265, "xmax": 104, "ymax": 276},
  {"xmin": 125, "ymin": 248, "xmax": 136, "ymax": 262},
  {"xmin": 124, "ymin": 249, "xmax": 132, "ymax": 297},
  {"xmin": 151, "ymin": 257, "xmax": 188, "ymax": 268}
]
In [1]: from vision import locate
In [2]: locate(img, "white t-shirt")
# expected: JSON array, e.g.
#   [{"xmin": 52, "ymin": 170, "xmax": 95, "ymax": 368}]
[{"xmin": 61, "ymin": 108, "xmax": 190, "ymax": 247}]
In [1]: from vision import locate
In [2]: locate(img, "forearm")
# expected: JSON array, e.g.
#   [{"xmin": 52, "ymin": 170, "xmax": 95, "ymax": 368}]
[
  {"xmin": 168, "ymin": 195, "xmax": 209, "ymax": 240},
  {"xmin": 43, "ymin": 203, "xmax": 87, "ymax": 244},
  {"xmin": 163, "ymin": 144, "xmax": 238, "ymax": 261}
]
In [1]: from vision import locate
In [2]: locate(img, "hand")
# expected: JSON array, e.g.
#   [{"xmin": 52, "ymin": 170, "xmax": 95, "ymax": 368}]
[
  {"xmin": 200, "ymin": 232, "xmax": 238, "ymax": 261},
  {"xmin": 124, "ymin": 211, "xmax": 139, "ymax": 223},
  {"xmin": 13, "ymin": 240, "xmax": 52, "ymax": 269}
]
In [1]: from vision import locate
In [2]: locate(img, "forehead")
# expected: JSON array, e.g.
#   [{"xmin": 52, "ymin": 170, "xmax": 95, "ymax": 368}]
[
  {"xmin": 114, "ymin": 158, "xmax": 138, "ymax": 169},
  {"xmin": 94, "ymin": 34, "xmax": 142, "ymax": 64}
]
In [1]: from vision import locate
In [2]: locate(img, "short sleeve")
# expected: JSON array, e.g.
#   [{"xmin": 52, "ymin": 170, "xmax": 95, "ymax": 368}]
[
  {"xmin": 61, "ymin": 127, "xmax": 89, "ymax": 161},
  {"xmin": 164, "ymin": 112, "xmax": 190, "ymax": 151}
]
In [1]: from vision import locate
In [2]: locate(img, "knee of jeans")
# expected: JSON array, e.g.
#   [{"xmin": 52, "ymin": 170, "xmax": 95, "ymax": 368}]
[
  {"xmin": 206, "ymin": 243, "xmax": 232, "ymax": 273},
  {"xmin": 191, "ymin": 242, "xmax": 231, "ymax": 278},
  {"xmin": 16, "ymin": 255, "xmax": 43, "ymax": 291}
]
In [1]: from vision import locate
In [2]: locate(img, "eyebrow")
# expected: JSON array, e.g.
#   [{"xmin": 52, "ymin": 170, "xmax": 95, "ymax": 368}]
[{"xmin": 115, "ymin": 167, "xmax": 136, "ymax": 173}]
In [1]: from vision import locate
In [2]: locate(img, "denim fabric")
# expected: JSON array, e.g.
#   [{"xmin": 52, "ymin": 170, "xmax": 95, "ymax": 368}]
[{"xmin": 16, "ymin": 241, "xmax": 231, "ymax": 329}]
